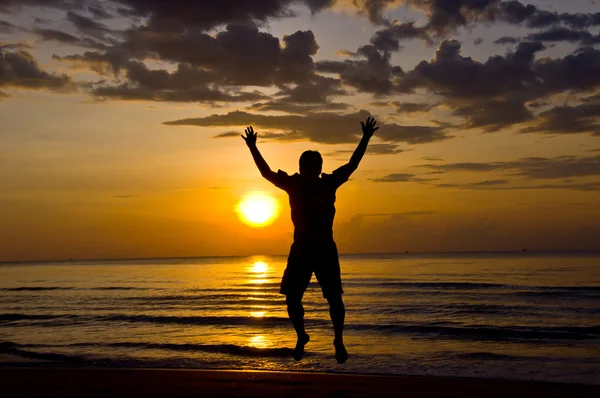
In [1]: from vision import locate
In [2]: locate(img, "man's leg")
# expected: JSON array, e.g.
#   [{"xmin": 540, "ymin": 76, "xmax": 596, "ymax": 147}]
[
  {"xmin": 286, "ymin": 294, "xmax": 310, "ymax": 361},
  {"xmin": 327, "ymin": 294, "xmax": 348, "ymax": 364}
]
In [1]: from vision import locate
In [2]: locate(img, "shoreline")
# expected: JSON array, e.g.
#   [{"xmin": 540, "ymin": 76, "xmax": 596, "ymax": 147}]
[{"xmin": 1, "ymin": 368, "xmax": 598, "ymax": 397}]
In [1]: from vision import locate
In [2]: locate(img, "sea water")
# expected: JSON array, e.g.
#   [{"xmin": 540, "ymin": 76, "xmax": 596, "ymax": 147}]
[{"xmin": 1, "ymin": 253, "xmax": 599, "ymax": 384}]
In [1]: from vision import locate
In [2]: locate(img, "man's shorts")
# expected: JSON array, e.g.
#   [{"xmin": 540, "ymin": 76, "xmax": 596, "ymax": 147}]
[{"xmin": 279, "ymin": 240, "xmax": 343, "ymax": 299}]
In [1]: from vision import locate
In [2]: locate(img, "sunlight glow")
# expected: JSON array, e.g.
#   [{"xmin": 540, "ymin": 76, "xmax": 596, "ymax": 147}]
[
  {"xmin": 252, "ymin": 261, "xmax": 268, "ymax": 273},
  {"xmin": 248, "ymin": 335, "xmax": 267, "ymax": 348},
  {"xmin": 236, "ymin": 192, "xmax": 279, "ymax": 227}
]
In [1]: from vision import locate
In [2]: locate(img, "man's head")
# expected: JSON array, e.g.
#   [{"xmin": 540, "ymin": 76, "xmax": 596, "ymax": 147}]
[{"xmin": 299, "ymin": 150, "xmax": 322, "ymax": 178}]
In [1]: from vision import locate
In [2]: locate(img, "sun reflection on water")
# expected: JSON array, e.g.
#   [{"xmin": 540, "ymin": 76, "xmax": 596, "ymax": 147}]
[
  {"xmin": 246, "ymin": 260, "xmax": 272, "ymax": 284},
  {"xmin": 248, "ymin": 335, "xmax": 268, "ymax": 348},
  {"xmin": 245, "ymin": 260, "xmax": 276, "ymax": 320}
]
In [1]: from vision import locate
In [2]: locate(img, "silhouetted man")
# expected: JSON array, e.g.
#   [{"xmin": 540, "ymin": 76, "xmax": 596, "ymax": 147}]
[{"xmin": 242, "ymin": 117, "xmax": 378, "ymax": 363}]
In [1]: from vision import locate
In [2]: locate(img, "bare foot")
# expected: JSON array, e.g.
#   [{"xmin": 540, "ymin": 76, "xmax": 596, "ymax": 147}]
[
  {"xmin": 334, "ymin": 339, "xmax": 348, "ymax": 364},
  {"xmin": 293, "ymin": 333, "xmax": 310, "ymax": 361}
]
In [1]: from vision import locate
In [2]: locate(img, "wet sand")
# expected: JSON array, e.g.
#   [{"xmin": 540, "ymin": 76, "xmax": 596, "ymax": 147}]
[{"xmin": 1, "ymin": 368, "xmax": 598, "ymax": 397}]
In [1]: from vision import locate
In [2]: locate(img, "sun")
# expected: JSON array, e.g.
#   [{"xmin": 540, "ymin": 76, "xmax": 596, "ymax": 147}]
[{"xmin": 236, "ymin": 192, "xmax": 279, "ymax": 227}]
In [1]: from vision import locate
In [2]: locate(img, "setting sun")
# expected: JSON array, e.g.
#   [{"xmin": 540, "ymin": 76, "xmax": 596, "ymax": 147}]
[{"xmin": 236, "ymin": 193, "xmax": 279, "ymax": 227}]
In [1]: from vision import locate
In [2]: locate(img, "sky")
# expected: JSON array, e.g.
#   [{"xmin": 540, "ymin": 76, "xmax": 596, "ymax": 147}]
[{"xmin": 1, "ymin": 0, "xmax": 600, "ymax": 261}]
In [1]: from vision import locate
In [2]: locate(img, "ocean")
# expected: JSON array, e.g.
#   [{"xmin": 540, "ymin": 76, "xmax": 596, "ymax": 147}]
[{"xmin": 1, "ymin": 253, "xmax": 599, "ymax": 384}]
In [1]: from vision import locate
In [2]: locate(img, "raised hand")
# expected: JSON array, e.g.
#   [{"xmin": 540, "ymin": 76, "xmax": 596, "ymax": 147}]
[
  {"xmin": 360, "ymin": 117, "xmax": 378, "ymax": 138},
  {"xmin": 241, "ymin": 126, "xmax": 257, "ymax": 147}
]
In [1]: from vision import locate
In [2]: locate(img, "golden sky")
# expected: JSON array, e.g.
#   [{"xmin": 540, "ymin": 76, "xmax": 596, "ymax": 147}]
[{"xmin": 1, "ymin": 0, "xmax": 600, "ymax": 261}]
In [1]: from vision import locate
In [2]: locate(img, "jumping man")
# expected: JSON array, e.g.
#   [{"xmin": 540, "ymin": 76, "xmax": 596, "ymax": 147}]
[{"xmin": 242, "ymin": 117, "xmax": 378, "ymax": 363}]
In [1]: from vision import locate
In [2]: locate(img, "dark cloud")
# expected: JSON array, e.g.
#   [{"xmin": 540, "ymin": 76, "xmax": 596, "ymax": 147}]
[
  {"xmin": 453, "ymin": 99, "xmax": 533, "ymax": 132},
  {"xmin": 248, "ymin": 100, "xmax": 350, "ymax": 115},
  {"xmin": 327, "ymin": 143, "xmax": 404, "ymax": 156},
  {"xmin": 33, "ymin": 28, "xmax": 107, "ymax": 49},
  {"xmin": 397, "ymin": 40, "xmax": 545, "ymax": 98},
  {"xmin": 213, "ymin": 131, "xmax": 289, "ymax": 140},
  {"xmin": 113, "ymin": 0, "xmax": 334, "ymax": 32},
  {"xmin": 277, "ymin": 30, "xmax": 319, "ymax": 84},
  {"xmin": 57, "ymin": 24, "xmax": 335, "ymax": 100},
  {"xmin": 370, "ymin": 22, "xmax": 431, "ymax": 52},
  {"xmin": 418, "ymin": 154, "xmax": 600, "ymax": 179},
  {"xmin": 436, "ymin": 180, "xmax": 600, "ymax": 192},
  {"xmin": 316, "ymin": 44, "xmax": 403, "ymax": 94},
  {"xmin": 164, "ymin": 110, "xmax": 451, "ymax": 145},
  {"xmin": 0, "ymin": 50, "xmax": 71, "ymax": 90},
  {"xmin": 90, "ymin": 61, "xmax": 266, "ymax": 103},
  {"xmin": 66, "ymin": 11, "xmax": 114, "ymax": 40},
  {"xmin": 394, "ymin": 40, "xmax": 600, "ymax": 132},
  {"xmin": 407, "ymin": 0, "xmax": 498, "ymax": 35},
  {"xmin": 351, "ymin": 0, "xmax": 398, "ymax": 25},
  {"xmin": 519, "ymin": 103, "xmax": 600, "ymax": 137},
  {"xmin": 496, "ymin": 1, "xmax": 600, "ymax": 29},
  {"xmin": 526, "ymin": 26, "xmax": 596, "ymax": 44},
  {"xmin": 494, "ymin": 36, "xmax": 519, "ymax": 45},
  {"xmin": 370, "ymin": 173, "xmax": 433, "ymax": 183},
  {"xmin": 274, "ymin": 75, "xmax": 346, "ymax": 103},
  {"xmin": 87, "ymin": 3, "xmax": 112, "ymax": 19},
  {"xmin": 534, "ymin": 46, "xmax": 600, "ymax": 96},
  {"xmin": 391, "ymin": 101, "xmax": 435, "ymax": 114},
  {"xmin": 435, "ymin": 179, "xmax": 509, "ymax": 189},
  {"xmin": 0, "ymin": 20, "xmax": 16, "ymax": 33}
]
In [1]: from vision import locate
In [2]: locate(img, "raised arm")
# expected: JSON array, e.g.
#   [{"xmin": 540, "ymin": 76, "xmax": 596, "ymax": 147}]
[
  {"xmin": 347, "ymin": 117, "xmax": 378, "ymax": 171},
  {"xmin": 329, "ymin": 117, "xmax": 378, "ymax": 186},
  {"xmin": 242, "ymin": 126, "xmax": 274, "ymax": 179}
]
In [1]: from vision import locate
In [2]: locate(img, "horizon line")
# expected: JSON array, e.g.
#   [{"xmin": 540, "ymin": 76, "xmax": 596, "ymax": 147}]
[{"xmin": 2, "ymin": 249, "xmax": 600, "ymax": 265}]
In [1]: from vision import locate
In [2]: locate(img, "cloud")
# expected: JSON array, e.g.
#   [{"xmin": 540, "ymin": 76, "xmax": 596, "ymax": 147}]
[
  {"xmin": 56, "ymin": 24, "xmax": 344, "ymax": 105},
  {"xmin": 394, "ymin": 40, "xmax": 600, "ymax": 132},
  {"xmin": 418, "ymin": 154, "xmax": 600, "ymax": 179},
  {"xmin": 0, "ymin": 50, "xmax": 72, "ymax": 90},
  {"xmin": 496, "ymin": 1, "xmax": 600, "ymax": 29},
  {"xmin": 435, "ymin": 179, "xmax": 510, "ymax": 189},
  {"xmin": 33, "ymin": 28, "xmax": 107, "ymax": 49},
  {"xmin": 390, "ymin": 101, "xmax": 435, "ymax": 114},
  {"xmin": 248, "ymin": 101, "xmax": 350, "ymax": 115},
  {"xmin": 0, "ymin": 19, "xmax": 16, "ymax": 33},
  {"xmin": 66, "ymin": 10, "xmax": 114, "ymax": 40},
  {"xmin": 164, "ymin": 110, "xmax": 452, "ymax": 144},
  {"xmin": 435, "ymin": 180, "xmax": 600, "ymax": 192},
  {"xmin": 112, "ymin": 0, "xmax": 334, "ymax": 32},
  {"xmin": 453, "ymin": 99, "xmax": 534, "ymax": 132},
  {"xmin": 520, "ymin": 103, "xmax": 600, "ymax": 137},
  {"xmin": 89, "ymin": 60, "xmax": 267, "ymax": 103},
  {"xmin": 316, "ymin": 44, "xmax": 403, "ymax": 94},
  {"xmin": 327, "ymin": 143, "xmax": 404, "ymax": 156},
  {"xmin": 213, "ymin": 131, "xmax": 289, "ymax": 140},
  {"xmin": 370, "ymin": 173, "xmax": 436, "ymax": 182},
  {"xmin": 494, "ymin": 36, "xmax": 519, "ymax": 44},
  {"xmin": 370, "ymin": 21, "xmax": 431, "ymax": 52}
]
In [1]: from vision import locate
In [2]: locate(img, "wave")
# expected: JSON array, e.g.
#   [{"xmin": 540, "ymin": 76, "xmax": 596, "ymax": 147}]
[
  {"xmin": 0, "ymin": 341, "xmax": 292, "ymax": 359},
  {"xmin": 0, "ymin": 341, "xmax": 85, "ymax": 364},
  {"xmin": 100, "ymin": 314, "xmax": 300, "ymax": 327},
  {"xmin": 3, "ymin": 312, "xmax": 598, "ymax": 341},
  {"xmin": 346, "ymin": 323, "xmax": 600, "ymax": 341},
  {"xmin": 1, "ymin": 287, "xmax": 76, "ymax": 291},
  {"xmin": 1, "ymin": 286, "xmax": 157, "ymax": 292}
]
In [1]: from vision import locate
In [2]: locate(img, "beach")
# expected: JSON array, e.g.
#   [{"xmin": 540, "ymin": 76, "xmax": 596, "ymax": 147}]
[{"xmin": 1, "ymin": 368, "xmax": 599, "ymax": 398}]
